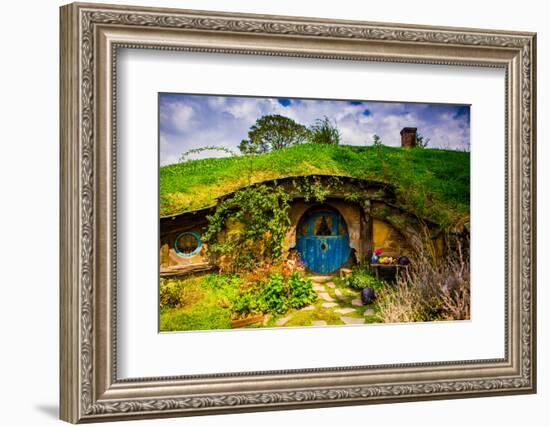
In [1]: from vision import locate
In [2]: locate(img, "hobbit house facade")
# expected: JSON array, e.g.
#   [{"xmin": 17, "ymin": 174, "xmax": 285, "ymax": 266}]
[{"xmin": 160, "ymin": 174, "xmax": 445, "ymax": 277}]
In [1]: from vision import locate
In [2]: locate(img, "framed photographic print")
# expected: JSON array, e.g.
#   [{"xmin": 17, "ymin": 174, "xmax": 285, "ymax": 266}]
[{"xmin": 60, "ymin": 2, "xmax": 537, "ymax": 423}]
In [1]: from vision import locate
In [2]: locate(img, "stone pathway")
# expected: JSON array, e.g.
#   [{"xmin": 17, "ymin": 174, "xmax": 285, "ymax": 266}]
[
  {"xmin": 335, "ymin": 308, "xmax": 355, "ymax": 314},
  {"xmin": 322, "ymin": 302, "xmax": 338, "ymax": 308},
  {"xmin": 310, "ymin": 275, "xmax": 333, "ymax": 283},
  {"xmin": 312, "ymin": 320, "xmax": 327, "ymax": 326},
  {"xmin": 341, "ymin": 316, "xmax": 366, "ymax": 325},
  {"xmin": 318, "ymin": 292, "xmax": 336, "ymax": 302},
  {"xmin": 276, "ymin": 316, "xmax": 291, "ymax": 326},
  {"xmin": 273, "ymin": 275, "xmax": 377, "ymax": 328}
]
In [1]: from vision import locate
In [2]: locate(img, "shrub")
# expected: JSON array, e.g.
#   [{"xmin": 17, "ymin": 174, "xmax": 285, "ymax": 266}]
[
  {"xmin": 375, "ymin": 281, "xmax": 442, "ymax": 323},
  {"xmin": 347, "ymin": 267, "xmax": 385, "ymax": 290},
  {"xmin": 159, "ymin": 278, "xmax": 203, "ymax": 308},
  {"xmin": 232, "ymin": 291, "xmax": 258, "ymax": 316},
  {"xmin": 287, "ymin": 272, "xmax": 316, "ymax": 308},
  {"xmin": 258, "ymin": 273, "xmax": 288, "ymax": 314},
  {"xmin": 160, "ymin": 278, "xmax": 184, "ymax": 307},
  {"xmin": 232, "ymin": 271, "xmax": 316, "ymax": 316}
]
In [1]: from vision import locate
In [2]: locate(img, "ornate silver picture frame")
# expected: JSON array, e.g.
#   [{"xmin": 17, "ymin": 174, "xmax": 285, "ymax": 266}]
[{"xmin": 60, "ymin": 2, "xmax": 536, "ymax": 423}]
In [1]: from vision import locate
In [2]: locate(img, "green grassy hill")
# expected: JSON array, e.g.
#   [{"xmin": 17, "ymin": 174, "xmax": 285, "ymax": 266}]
[{"xmin": 160, "ymin": 144, "xmax": 470, "ymax": 225}]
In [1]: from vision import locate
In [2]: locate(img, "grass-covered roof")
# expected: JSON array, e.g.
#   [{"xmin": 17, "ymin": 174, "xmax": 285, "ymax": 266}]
[{"xmin": 160, "ymin": 144, "xmax": 469, "ymax": 226}]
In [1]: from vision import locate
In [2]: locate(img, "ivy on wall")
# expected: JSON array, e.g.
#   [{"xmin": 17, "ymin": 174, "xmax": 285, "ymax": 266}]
[{"xmin": 203, "ymin": 184, "xmax": 292, "ymax": 272}]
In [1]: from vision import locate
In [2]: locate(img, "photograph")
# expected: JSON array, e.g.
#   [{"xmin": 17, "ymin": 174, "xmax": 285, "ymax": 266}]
[{"xmin": 159, "ymin": 94, "xmax": 471, "ymax": 332}]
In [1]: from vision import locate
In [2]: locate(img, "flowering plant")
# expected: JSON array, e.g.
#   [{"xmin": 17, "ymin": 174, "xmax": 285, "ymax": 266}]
[{"xmin": 374, "ymin": 248, "xmax": 383, "ymax": 256}]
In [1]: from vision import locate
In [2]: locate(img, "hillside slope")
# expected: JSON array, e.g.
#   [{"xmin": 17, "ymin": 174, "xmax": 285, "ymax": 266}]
[{"xmin": 160, "ymin": 144, "xmax": 469, "ymax": 225}]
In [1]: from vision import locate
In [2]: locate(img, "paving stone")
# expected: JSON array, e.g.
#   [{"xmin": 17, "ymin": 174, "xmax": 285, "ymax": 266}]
[
  {"xmin": 363, "ymin": 309, "xmax": 375, "ymax": 316},
  {"xmin": 322, "ymin": 302, "xmax": 338, "ymax": 308},
  {"xmin": 312, "ymin": 284, "xmax": 325, "ymax": 291},
  {"xmin": 334, "ymin": 289, "xmax": 349, "ymax": 301},
  {"xmin": 275, "ymin": 316, "xmax": 290, "ymax": 326},
  {"xmin": 326, "ymin": 282, "xmax": 336, "ymax": 288},
  {"xmin": 301, "ymin": 305, "xmax": 315, "ymax": 311},
  {"xmin": 312, "ymin": 320, "xmax": 327, "ymax": 326},
  {"xmin": 310, "ymin": 276, "xmax": 334, "ymax": 283},
  {"xmin": 339, "ymin": 268, "xmax": 353, "ymax": 279},
  {"xmin": 351, "ymin": 298, "xmax": 363, "ymax": 306},
  {"xmin": 341, "ymin": 316, "xmax": 366, "ymax": 325},
  {"xmin": 335, "ymin": 308, "xmax": 355, "ymax": 314},
  {"xmin": 318, "ymin": 292, "xmax": 336, "ymax": 302}
]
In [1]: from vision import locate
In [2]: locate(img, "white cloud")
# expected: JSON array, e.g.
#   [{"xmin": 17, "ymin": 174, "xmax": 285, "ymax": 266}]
[
  {"xmin": 170, "ymin": 104, "xmax": 194, "ymax": 131},
  {"xmin": 159, "ymin": 94, "xmax": 470, "ymax": 165}
]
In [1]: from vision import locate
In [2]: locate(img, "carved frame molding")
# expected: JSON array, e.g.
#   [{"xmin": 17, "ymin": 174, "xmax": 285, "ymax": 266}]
[{"xmin": 60, "ymin": 2, "xmax": 536, "ymax": 423}]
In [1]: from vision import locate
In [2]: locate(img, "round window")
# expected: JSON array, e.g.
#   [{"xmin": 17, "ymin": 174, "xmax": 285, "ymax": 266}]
[{"xmin": 174, "ymin": 231, "xmax": 202, "ymax": 257}]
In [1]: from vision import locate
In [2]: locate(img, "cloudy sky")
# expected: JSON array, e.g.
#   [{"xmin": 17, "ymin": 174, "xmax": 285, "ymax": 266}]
[{"xmin": 159, "ymin": 93, "xmax": 470, "ymax": 165}]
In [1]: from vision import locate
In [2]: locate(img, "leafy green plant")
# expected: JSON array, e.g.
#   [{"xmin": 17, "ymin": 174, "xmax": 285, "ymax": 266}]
[
  {"xmin": 232, "ymin": 272, "xmax": 316, "ymax": 316},
  {"xmin": 203, "ymin": 184, "xmax": 291, "ymax": 272},
  {"xmin": 231, "ymin": 291, "xmax": 258, "ymax": 316},
  {"xmin": 347, "ymin": 267, "xmax": 386, "ymax": 290},
  {"xmin": 287, "ymin": 272, "xmax": 316, "ymax": 308},
  {"xmin": 258, "ymin": 273, "xmax": 288, "ymax": 314}
]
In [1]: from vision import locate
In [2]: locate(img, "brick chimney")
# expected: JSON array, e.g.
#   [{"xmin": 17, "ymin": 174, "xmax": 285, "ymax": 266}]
[{"xmin": 400, "ymin": 127, "xmax": 417, "ymax": 148}]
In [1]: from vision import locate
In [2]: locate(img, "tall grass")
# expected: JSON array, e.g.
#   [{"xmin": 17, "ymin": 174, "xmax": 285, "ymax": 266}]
[
  {"xmin": 376, "ymin": 234, "xmax": 470, "ymax": 323},
  {"xmin": 308, "ymin": 117, "xmax": 341, "ymax": 145}
]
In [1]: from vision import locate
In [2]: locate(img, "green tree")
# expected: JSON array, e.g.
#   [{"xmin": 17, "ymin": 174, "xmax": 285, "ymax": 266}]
[
  {"xmin": 372, "ymin": 134, "xmax": 383, "ymax": 147},
  {"xmin": 308, "ymin": 116, "xmax": 340, "ymax": 145},
  {"xmin": 239, "ymin": 114, "xmax": 308, "ymax": 154}
]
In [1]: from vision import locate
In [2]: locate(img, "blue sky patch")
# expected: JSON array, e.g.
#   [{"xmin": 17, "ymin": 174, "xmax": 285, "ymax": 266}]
[{"xmin": 277, "ymin": 98, "xmax": 291, "ymax": 107}]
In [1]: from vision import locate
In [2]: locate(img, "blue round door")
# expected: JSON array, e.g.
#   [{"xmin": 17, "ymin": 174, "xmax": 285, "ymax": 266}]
[{"xmin": 296, "ymin": 209, "xmax": 351, "ymax": 274}]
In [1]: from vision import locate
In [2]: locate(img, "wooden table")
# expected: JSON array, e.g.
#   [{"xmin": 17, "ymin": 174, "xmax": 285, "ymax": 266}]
[{"xmin": 370, "ymin": 263, "xmax": 409, "ymax": 281}]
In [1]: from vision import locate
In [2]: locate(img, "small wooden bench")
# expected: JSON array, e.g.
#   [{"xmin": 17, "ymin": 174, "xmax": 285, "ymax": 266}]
[{"xmin": 160, "ymin": 262, "xmax": 217, "ymax": 277}]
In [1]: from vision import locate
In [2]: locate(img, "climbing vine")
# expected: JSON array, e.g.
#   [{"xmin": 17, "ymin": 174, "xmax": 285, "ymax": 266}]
[
  {"xmin": 203, "ymin": 184, "xmax": 291, "ymax": 272},
  {"xmin": 179, "ymin": 145, "xmax": 237, "ymax": 162},
  {"xmin": 292, "ymin": 175, "xmax": 365, "ymax": 204},
  {"xmin": 292, "ymin": 175, "xmax": 344, "ymax": 202}
]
